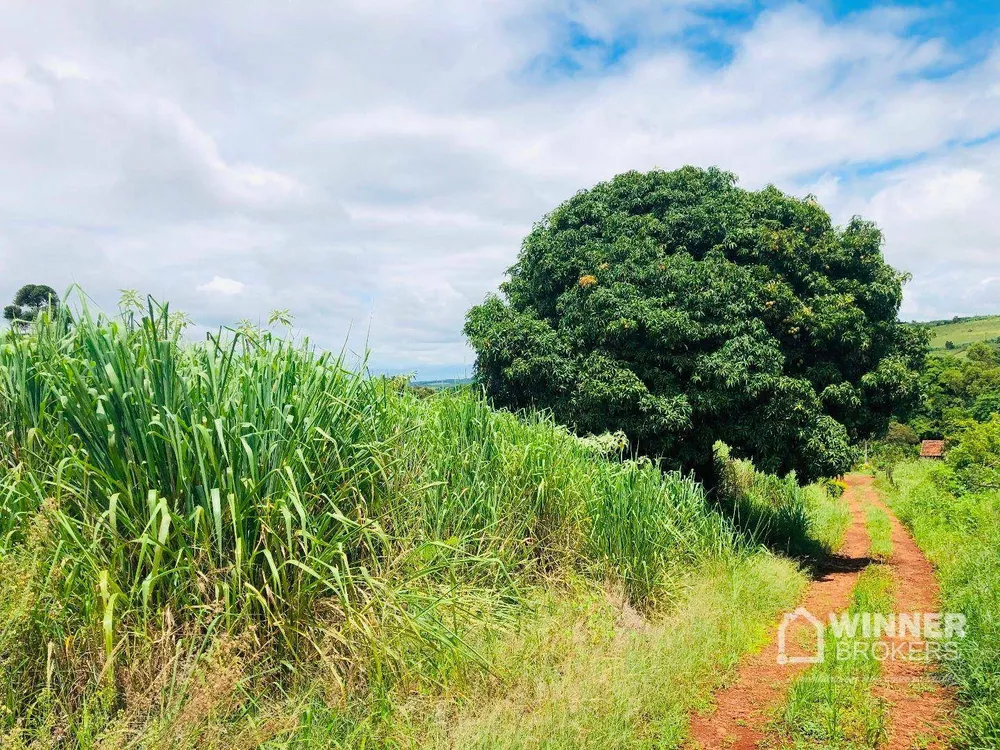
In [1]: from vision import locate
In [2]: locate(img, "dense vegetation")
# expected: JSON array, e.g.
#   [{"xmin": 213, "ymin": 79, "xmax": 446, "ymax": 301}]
[
  {"xmin": 872, "ymin": 338, "xmax": 1000, "ymax": 746},
  {"xmin": 0, "ymin": 297, "xmax": 844, "ymax": 747},
  {"xmin": 906, "ymin": 342, "xmax": 1000, "ymax": 439},
  {"xmin": 466, "ymin": 167, "xmax": 925, "ymax": 483},
  {"xmin": 881, "ymin": 460, "xmax": 1000, "ymax": 746}
]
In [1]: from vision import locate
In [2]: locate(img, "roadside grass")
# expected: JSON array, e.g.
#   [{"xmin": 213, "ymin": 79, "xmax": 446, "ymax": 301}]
[
  {"xmin": 865, "ymin": 505, "xmax": 893, "ymax": 562},
  {"xmin": 414, "ymin": 555, "xmax": 806, "ymax": 749},
  {"xmin": 773, "ymin": 566, "xmax": 895, "ymax": 749},
  {"xmin": 713, "ymin": 444, "xmax": 849, "ymax": 560},
  {"xmin": 805, "ymin": 484, "xmax": 852, "ymax": 555},
  {"xmin": 879, "ymin": 461, "xmax": 1000, "ymax": 747},
  {"xmin": 0, "ymin": 297, "xmax": 840, "ymax": 747}
]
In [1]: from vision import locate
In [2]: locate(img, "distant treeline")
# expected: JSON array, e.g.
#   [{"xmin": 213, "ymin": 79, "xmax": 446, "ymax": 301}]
[{"xmin": 910, "ymin": 314, "xmax": 999, "ymax": 328}]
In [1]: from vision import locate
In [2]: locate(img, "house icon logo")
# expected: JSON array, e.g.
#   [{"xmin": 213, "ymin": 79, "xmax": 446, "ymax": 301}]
[{"xmin": 777, "ymin": 607, "xmax": 825, "ymax": 665}]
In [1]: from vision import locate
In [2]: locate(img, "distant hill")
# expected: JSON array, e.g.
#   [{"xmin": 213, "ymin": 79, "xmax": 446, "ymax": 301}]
[
  {"xmin": 411, "ymin": 377, "xmax": 473, "ymax": 390},
  {"xmin": 914, "ymin": 315, "xmax": 1000, "ymax": 357}
]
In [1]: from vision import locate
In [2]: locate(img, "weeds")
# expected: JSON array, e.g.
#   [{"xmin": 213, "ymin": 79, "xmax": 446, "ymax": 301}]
[
  {"xmin": 880, "ymin": 461, "xmax": 1000, "ymax": 747},
  {"xmin": 713, "ymin": 443, "xmax": 847, "ymax": 559},
  {"xmin": 421, "ymin": 556, "xmax": 806, "ymax": 749},
  {"xmin": 0, "ymin": 296, "xmax": 754, "ymax": 744},
  {"xmin": 865, "ymin": 506, "xmax": 893, "ymax": 562}
]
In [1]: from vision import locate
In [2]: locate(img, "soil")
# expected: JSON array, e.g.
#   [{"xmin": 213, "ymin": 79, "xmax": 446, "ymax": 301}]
[
  {"xmin": 687, "ymin": 474, "xmax": 955, "ymax": 749},
  {"xmin": 866, "ymin": 486, "xmax": 954, "ymax": 748}
]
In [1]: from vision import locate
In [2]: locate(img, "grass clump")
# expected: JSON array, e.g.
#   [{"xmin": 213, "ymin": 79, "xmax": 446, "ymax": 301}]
[
  {"xmin": 804, "ymin": 483, "xmax": 852, "ymax": 554},
  {"xmin": 775, "ymin": 566, "xmax": 895, "ymax": 749},
  {"xmin": 864, "ymin": 505, "xmax": 893, "ymax": 561},
  {"xmin": 0, "ymin": 296, "xmax": 766, "ymax": 746},
  {"xmin": 880, "ymin": 460, "xmax": 1000, "ymax": 747}
]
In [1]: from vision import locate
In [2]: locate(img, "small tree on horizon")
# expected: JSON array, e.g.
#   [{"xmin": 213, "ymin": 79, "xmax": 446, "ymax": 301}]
[{"xmin": 4, "ymin": 284, "xmax": 60, "ymax": 331}]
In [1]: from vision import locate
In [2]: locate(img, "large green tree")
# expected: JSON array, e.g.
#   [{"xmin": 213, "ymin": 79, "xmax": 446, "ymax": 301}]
[{"xmin": 465, "ymin": 167, "xmax": 925, "ymax": 482}]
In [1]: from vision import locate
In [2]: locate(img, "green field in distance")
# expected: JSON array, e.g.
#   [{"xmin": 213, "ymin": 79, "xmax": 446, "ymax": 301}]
[{"xmin": 918, "ymin": 315, "xmax": 1000, "ymax": 357}]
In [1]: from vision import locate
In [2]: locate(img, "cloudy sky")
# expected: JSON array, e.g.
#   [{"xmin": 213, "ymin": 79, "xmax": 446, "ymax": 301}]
[{"xmin": 1, "ymin": 0, "xmax": 999, "ymax": 378}]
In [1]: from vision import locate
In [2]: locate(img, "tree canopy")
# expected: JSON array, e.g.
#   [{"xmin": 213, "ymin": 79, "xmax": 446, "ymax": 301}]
[
  {"xmin": 909, "ymin": 342, "xmax": 1000, "ymax": 438},
  {"xmin": 4, "ymin": 284, "xmax": 60, "ymax": 330},
  {"xmin": 465, "ymin": 167, "xmax": 925, "ymax": 482}
]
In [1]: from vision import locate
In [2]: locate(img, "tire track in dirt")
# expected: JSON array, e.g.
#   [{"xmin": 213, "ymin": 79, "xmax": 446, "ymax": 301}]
[
  {"xmin": 864, "ymin": 482, "xmax": 955, "ymax": 748},
  {"xmin": 687, "ymin": 475, "xmax": 956, "ymax": 749},
  {"xmin": 687, "ymin": 474, "xmax": 873, "ymax": 749}
]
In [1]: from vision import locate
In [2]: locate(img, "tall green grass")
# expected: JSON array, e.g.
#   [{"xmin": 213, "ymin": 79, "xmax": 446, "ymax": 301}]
[
  {"xmin": 865, "ymin": 505, "xmax": 893, "ymax": 562},
  {"xmin": 0, "ymin": 297, "xmax": 746, "ymax": 744},
  {"xmin": 421, "ymin": 556, "xmax": 807, "ymax": 749},
  {"xmin": 880, "ymin": 460, "xmax": 1000, "ymax": 746},
  {"xmin": 713, "ymin": 443, "xmax": 848, "ymax": 558}
]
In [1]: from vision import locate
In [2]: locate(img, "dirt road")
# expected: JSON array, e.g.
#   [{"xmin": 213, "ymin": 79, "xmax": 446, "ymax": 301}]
[{"xmin": 688, "ymin": 474, "xmax": 954, "ymax": 749}]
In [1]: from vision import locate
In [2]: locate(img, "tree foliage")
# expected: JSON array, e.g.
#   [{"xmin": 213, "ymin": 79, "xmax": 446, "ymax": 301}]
[
  {"xmin": 3, "ymin": 284, "xmax": 60, "ymax": 330},
  {"xmin": 465, "ymin": 167, "xmax": 925, "ymax": 482},
  {"xmin": 947, "ymin": 415, "xmax": 1000, "ymax": 493},
  {"xmin": 909, "ymin": 342, "xmax": 1000, "ymax": 437},
  {"xmin": 884, "ymin": 420, "xmax": 920, "ymax": 446}
]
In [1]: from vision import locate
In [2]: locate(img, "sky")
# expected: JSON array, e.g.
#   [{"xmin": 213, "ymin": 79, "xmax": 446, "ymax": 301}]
[{"xmin": 1, "ymin": 1, "xmax": 1000, "ymax": 379}]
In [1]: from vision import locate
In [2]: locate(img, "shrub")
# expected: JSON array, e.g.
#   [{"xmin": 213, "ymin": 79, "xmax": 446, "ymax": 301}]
[
  {"xmin": 823, "ymin": 477, "xmax": 848, "ymax": 498},
  {"xmin": 884, "ymin": 420, "xmax": 919, "ymax": 446},
  {"xmin": 947, "ymin": 416, "xmax": 1000, "ymax": 493}
]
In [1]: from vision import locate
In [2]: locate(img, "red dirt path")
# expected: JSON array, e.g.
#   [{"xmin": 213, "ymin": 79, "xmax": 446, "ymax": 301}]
[
  {"xmin": 687, "ymin": 474, "xmax": 955, "ymax": 749},
  {"xmin": 867, "ymin": 486, "xmax": 954, "ymax": 748}
]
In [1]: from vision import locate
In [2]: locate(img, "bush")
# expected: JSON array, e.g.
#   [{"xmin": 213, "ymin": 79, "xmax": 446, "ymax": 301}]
[
  {"xmin": 946, "ymin": 415, "xmax": 1000, "ymax": 493},
  {"xmin": 823, "ymin": 477, "xmax": 848, "ymax": 498},
  {"xmin": 884, "ymin": 420, "xmax": 919, "ymax": 446}
]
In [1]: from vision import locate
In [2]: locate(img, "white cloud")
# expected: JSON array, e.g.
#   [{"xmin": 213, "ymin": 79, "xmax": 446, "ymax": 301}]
[
  {"xmin": 0, "ymin": 1, "xmax": 999, "ymax": 374},
  {"xmin": 40, "ymin": 58, "xmax": 89, "ymax": 80},
  {"xmin": 197, "ymin": 276, "xmax": 246, "ymax": 296}
]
